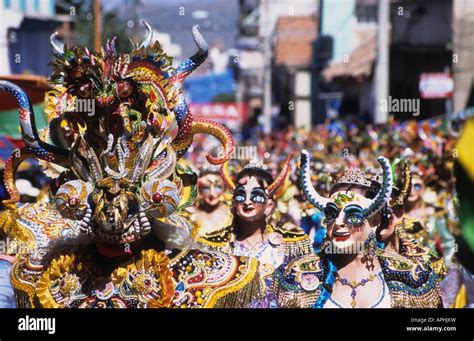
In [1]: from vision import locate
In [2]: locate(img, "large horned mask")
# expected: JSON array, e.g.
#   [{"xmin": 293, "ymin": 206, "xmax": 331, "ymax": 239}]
[{"xmin": 0, "ymin": 21, "xmax": 234, "ymax": 245}]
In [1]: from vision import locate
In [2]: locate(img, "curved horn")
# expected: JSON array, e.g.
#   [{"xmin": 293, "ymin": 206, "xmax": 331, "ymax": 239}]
[
  {"xmin": 138, "ymin": 20, "xmax": 153, "ymax": 50},
  {"xmin": 168, "ymin": 25, "xmax": 210, "ymax": 158},
  {"xmin": 268, "ymin": 153, "xmax": 294, "ymax": 197},
  {"xmin": 50, "ymin": 32, "xmax": 65, "ymax": 56},
  {"xmin": 298, "ymin": 149, "xmax": 331, "ymax": 211},
  {"xmin": 2, "ymin": 148, "xmax": 35, "ymax": 204},
  {"xmin": 364, "ymin": 156, "xmax": 393, "ymax": 218},
  {"xmin": 170, "ymin": 98, "xmax": 235, "ymax": 165},
  {"xmin": 0, "ymin": 81, "xmax": 69, "ymax": 166},
  {"xmin": 173, "ymin": 25, "xmax": 208, "ymax": 80},
  {"xmin": 190, "ymin": 118, "xmax": 235, "ymax": 165},
  {"xmin": 170, "ymin": 96, "xmax": 194, "ymax": 156},
  {"xmin": 220, "ymin": 161, "xmax": 236, "ymax": 192}
]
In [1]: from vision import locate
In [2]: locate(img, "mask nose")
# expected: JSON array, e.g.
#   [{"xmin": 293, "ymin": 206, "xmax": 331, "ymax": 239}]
[
  {"xmin": 209, "ymin": 186, "xmax": 216, "ymax": 197},
  {"xmin": 334, "ymin": 212, "xmax": 345, "ymax": 227},
  {"xmin": 244, "ymin": 195, "xmax": 253, "ymax": 206}
]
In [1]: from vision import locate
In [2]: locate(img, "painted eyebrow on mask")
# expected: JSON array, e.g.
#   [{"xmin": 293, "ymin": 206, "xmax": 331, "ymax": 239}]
[
  {"xmin": 251, "ymin": 187, "xmax": 267, "ymax": 198},
  {"xmin": 251, "ymin": 187, "xmax": 266, "ymax": 193},
  {"xmin": 234, "ymin": 186, "xmax": 246, "ymax": 193},
  {"xmin": 342, "ymin": 204, "xmax": 364, "ymax": 213}
]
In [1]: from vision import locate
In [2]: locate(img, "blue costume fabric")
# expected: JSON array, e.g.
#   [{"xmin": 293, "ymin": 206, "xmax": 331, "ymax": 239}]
[{"xmin": 0, "ymin": 259, "xmax": 15, "ymax": 308}]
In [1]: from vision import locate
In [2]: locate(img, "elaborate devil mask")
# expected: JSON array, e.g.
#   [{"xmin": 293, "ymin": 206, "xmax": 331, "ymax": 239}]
[{"xmin": 0, "ymin": 21, "xmax": 234, "ymax": 245}]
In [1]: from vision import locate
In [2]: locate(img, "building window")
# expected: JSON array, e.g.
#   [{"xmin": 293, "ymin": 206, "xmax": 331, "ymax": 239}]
[
  {"xmin": 19, "ymin": 0, "xmax": 26, "ymax": 11},
  {"xmin": 34, "ymin": 0, "xmax": 40, "ymax": 12},
  {"xmin": 4, "ymin": 0, "xmax": 11, "ymax": 9},
  {"xmin": 355, "ymin": 4, "xmax": 377, "ymax": 23}
]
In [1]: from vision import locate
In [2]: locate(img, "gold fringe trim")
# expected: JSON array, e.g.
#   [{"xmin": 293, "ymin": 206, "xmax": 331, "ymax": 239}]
[
  {"xmin": 10, "ymin": 256, "xmax": 39, "ymax": 308},
  {"xmin": 284, "ymin": 237, "xmax": 313, "ymax": 260},
  {"xmin": 204, "ymin": 257, "xmax": 262, "ymax": 308}
]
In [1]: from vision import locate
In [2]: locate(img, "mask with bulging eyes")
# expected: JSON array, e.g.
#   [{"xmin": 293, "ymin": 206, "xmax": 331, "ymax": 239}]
[
  {"xmin": 198, "ymin": 174, "xmax": 224, "ymax": 207},
  {"xmin": 232, "ymin": 176, "xmax": 273, "ymax": 222},
  {"xmin": 324, "ymin": 191, "xmax": 375, "ymax": 249},
  {"xmin": 233, "ymin": 186, "xmax": 267, "ymax": 204},
  {"xmin": 324, "ymin": 202, "xmax": 365, "ymax": 227}
]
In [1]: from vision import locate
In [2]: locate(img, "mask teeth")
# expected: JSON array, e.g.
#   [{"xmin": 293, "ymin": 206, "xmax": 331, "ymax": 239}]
[
  {"xmin": 78, "ymin": 207, "xmax": 93, "ymax": 234},
  {"xmin": 139, "ymin": 212, "xmax": 151, "ymax": 233},
  {"xmin": 133, "ymin": 219, "xmax": 141, "ymax": 233}
]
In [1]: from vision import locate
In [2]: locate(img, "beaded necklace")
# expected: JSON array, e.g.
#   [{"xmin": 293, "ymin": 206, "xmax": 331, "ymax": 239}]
[{"xmin": 329, "ymin": 271, "xmax": 385, "ymax": 308}]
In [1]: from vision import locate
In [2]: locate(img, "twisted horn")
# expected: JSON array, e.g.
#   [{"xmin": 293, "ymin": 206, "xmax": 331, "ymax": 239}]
[
  {"xmin": 138, "ymin": 20, "xmax": 153, "ymax": 50},
  {"xmin": 170, "ymin": 97, "xmax": 194, "ymax": 156},
  {"xmin": 220, "ymin": 161, "xmax": 236, "ymax": 192},
  {"xmin": 168, "ymin": 26, "xmax": 212, "ymax": 159},
  {"xmin": 173, "ymin": 25, "xmax": 208, "ymax": 80},
  {"xmin": 2, "ymin": 148, "xmax": 35, "ymax": 204},
  {"xmin": 268, "ymin": 153, "xmax": 294, "ymax": 197},
  {"xmin": 50, "ymin": 32, "xmax": 65, "ymax": 56},
  {"xmin": 298, "ymin": 149, "xmax": 331, "ymax": 211},
  {"xmin": 364, "ymin": 156, "xmax": 393, "ymax": 218},
  {"xmin": 0, "ymin": 81, "xmax": 69, "ymax": 166},
  {"xmin": 190, "ymin": 118, "xmax": 235, "ymax": 165}
]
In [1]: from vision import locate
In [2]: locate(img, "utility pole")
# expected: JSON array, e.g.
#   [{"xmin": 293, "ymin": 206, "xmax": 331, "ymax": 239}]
[
  {"xmin": 374, "ymin": 0, "xmax": 390, "ymax": 124},
  {"xmin": 93, "ymin": 0, "xmax": 102, "ymax": 51},
  {"xmin": 262, "ymin": 0, "xmax": 272, "ymax": 134}
]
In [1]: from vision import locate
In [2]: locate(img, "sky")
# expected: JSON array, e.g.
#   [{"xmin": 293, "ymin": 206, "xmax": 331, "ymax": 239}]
[{"xmin": 104, "ymin": 0, "xmax": 240, "ymax": 59}]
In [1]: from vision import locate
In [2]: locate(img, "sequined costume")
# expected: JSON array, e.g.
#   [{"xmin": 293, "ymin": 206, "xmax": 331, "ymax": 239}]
[
  {"xmin": 1, "ymin": 21, "xmax": 262, "ymax": 308},
  {"xmin": 190, "ymin": 210, "xmax": 233, "ymax": 244},
  {"xmin": 198, "ymin": 157, "xmax": 313, "ymax": 271},
  {"xmin": 398, "ymin": 238, "xmax": 447, "ymax": 280},
  {"xmin": 271, "ymin": 248, "xmax": 443, "ymax": 308},
  {"xmin": 10, "ymin": 247, "xmax": 260, "ymax": 308},
  {"xmin": 0, "ymin": 254, "xmax": 15, "ymax": 308},
  {"xmin": 0, "ymin": 203, "xmax": 81, "ymax": 255},
  {"xmin": 196, "ymin": 223, "xmax": 312, "ymax": 272},
  {"xmin": 271, "ymin": 150, "xmax": 443, "ymax": 308},
  {"xmin": 390, "ymin": 162, "xmax": 447, "ymax": 278}
]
